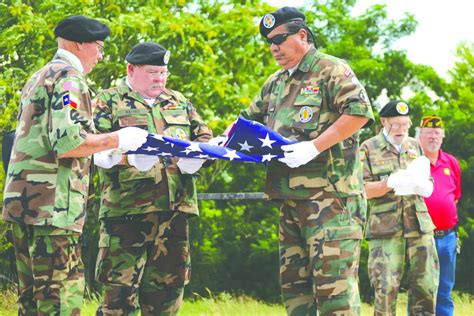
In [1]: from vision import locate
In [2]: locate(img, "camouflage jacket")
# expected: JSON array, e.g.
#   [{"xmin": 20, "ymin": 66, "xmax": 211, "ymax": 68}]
[
  {"xmin": 360, "ymin": 131, "xmax": 435, "ymax": 238},
  {"xmin": 3, "ymin": 54, "xmax": 94, "ymax": 233},
  {"xmin": 240, "ymin": 46, "xmax": 374, "ymax": 199},
  {"xmin": 93, "ymin": 79, "xmax": 212, "ymax": 219}
]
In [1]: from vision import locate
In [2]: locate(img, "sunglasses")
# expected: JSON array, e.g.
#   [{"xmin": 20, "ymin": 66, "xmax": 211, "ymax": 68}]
[{"xmin": 266, "ymin": 31, "xmax": 298, "ymax": 45}]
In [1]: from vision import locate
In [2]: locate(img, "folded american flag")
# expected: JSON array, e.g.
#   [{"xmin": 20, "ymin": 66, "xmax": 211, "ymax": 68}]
[{"xmin": 131, "ymin": 117, "xmax": 296, "ymax": 163}]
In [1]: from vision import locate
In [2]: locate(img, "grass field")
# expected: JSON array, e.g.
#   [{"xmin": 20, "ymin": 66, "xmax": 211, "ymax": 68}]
[{"xmin": 1, "ymin": 290, "xmax": 473, "ymax": 315}]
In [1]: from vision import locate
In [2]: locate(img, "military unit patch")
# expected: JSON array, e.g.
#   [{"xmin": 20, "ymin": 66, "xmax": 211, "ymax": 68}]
[
  {"xmin": 344, "ymin": 68, "xmax": 353, "ymax": 77},
  {"xmin": 63, "ymin": 80, "xmax": 79, "ymax": 92},
  {"xmin": 164, "ymin": 51, "xmax": 170, "ymax": 65},
  {"xmin": 300, "ymin": 85, "xmax": 320, "ymax": 95},
  {"xmin": 62, "ymin": 93, "xmax": 78, "ymax": 110},
  {"xmin": 396, "ymin": 102, "xmax": 409, "ymax": 115},
  {"xmin": 263, "ymin": 14, "xmax": 275, "ymax": 28},
  {"xmin": 359, "ymin": 150, "xmax": 366, "ymax": 161},
  {"xmin": 298, "ymin": 106, "xmax": 313, "ymax": 123},
  {"xmin": 175, "ymin": 128, "xmax": 187, "ymax": 140}
]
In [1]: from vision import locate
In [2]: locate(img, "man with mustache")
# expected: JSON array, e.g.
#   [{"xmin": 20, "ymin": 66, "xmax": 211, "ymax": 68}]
[
  {"xmin": 240, "ymin": 6, "xmax": 374, "ymax": 315},
  {"xmin": 2, "ymin": 15, "xmax": 148, "ymax": 315},
  {"xmin": 360, "ymin": 101, "xmax": 439, "ymax": 315},
  {"xmin": 92, "ymin": 42, "xmax": 212, "ymax": 315},
  {"xmin": 417, "ymin": 115, "xmax": 462, "ymax": 316}
]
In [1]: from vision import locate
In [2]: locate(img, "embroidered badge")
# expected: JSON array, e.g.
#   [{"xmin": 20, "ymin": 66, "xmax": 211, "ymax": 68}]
[
  {"xmin": 344, "ymin": 68, "xmax": 353, "ymax": 77},
  {"xmin": 396, "ymin": 102, "xmax": 409, "ymax": 115},
  {"xmin": 299, "ymin": 106, "xmax": 313, "ymax": 123},
  {"xmin": 263, "ymin": 14, "xmax": 275, "ymax": 28},
  {"xmin": 175, "ymin": 128, "xmax": 187, "ymax": 140},
  {"xmin": 444, "ymin": 168, "xmax": 451, "ymax": 176},
  {"xmin": 63, "ymin": 80, "xmax": 79, "ymax": 92},
  {"xmin": 62, "ymin": 93, "xmax": 78, "ymax": 110},
  {"xmin": 300, "ymin": 86, "xmax": 320, "ymax": 95},
  {"xmin": 164, "ymin": 51, "xmax": 171, "ymax": 64}
]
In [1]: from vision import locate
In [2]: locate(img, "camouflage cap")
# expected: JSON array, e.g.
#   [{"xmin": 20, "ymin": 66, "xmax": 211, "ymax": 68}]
[
  {"xmin": 126, "ymin": 42, "xmax": 170, "ymax": 66},
  {"xmin": 420, "ymin": 115, "xmax": 444, "ymax": 128},
  {"xmin": 259, "ymin": 7, "xmax": 305, "ymax": 38},
  {"xmin": 379, "ymin": 100, "xmax": 410, "ymax": 117},
  {"xmin": 54, "ymin": 15, "xmax": 110, "ymax": 42}
]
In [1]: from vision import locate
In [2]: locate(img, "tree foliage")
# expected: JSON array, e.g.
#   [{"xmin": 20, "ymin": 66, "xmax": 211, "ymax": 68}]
[{"xmin": 0, "ymin": 0, "xmax": 473, "ymax": 301}]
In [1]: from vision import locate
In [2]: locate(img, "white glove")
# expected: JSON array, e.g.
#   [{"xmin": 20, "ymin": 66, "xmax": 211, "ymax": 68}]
[
  {"xmin": 387, "ymin": 169, "xmax": 410, "ymax": 189},
  {"xmin": 127, "ymin": 154, "xmax": 159, "ymax": 172},
  {"xmin": 279, "ymin": 141, "xmax": 319, "ymax": 168},
  {"xmin": 177, "ymin": 158, "xmax": 205, "ymax": 174},
  {"xmin": 207, "ymin": 136, "xmax": 227, "ymax": 146},
  {"xmin": 116, "ymin": 127, "xmax": 148, "ymax": 151},
  {"xmin": 94, "ymin": 149, "xmax": 122, "ymax": 169}
]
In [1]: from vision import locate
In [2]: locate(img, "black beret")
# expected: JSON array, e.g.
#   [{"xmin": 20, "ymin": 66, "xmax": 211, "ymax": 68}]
[
  {"xmin": 259, "ymin": 7, "xmax": 305, "ymax": 38},
  {"xmin": 379, "ymin": 100, "xmax": 411, "ymax": 117},
  {"xmin": 125, "ymin": 42, "xmax": 170, "ymax": 66},
  {"xmin": 54, "ymin": 15, "xmax": 110, "ymax": 42}
]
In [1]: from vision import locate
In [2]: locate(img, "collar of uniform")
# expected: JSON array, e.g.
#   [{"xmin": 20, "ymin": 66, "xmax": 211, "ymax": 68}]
[
  {"xmin": 55, "ymin": 48, "xmax": 84, "ymax": 73},
  {"xmin": 376, "ymin": 130, "xmax": 391, "ymax": 150},
  {"xmin": 115, "ymin": 77, "xmax": 148, "ymax": 105},
  {"xmin": 297, "ymin": 45, "xmax": 317, "ymax": 73}
]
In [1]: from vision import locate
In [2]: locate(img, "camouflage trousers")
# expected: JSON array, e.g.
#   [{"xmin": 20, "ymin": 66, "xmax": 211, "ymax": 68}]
[
  {"xmin": 11, "ymin": 223, "xmax": 85, "ymax": 316},
  {"xmin": 95, "ymin": 211, "xmax": 191, "ymax": 316},
  {"xmin": 368, "ymin": 234, "xmax": 439, "ymax": 316},
  {"xmin": 279, "ymin": 194, "xmax": 366, "ymax": 316}
]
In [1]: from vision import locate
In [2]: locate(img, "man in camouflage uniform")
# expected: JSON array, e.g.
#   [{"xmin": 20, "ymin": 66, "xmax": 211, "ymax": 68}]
[
  {"xmin": 2, "ymin": 15, "xmax": 148, "ymax": 315},
  {"xmin": 240, "ymin": 7, "xmax": 374, "ymax": 316},
  {"xmin": 92, "ymin": 42, "xmax": 212, "ymax": 315},
  {"xmin": 360, "ymin": 100, "xmax": 439, "ymax": 315}
]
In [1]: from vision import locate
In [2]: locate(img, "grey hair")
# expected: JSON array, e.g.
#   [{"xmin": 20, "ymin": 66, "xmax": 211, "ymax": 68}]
[{"xmin": 285, "ymin": 20, "xmax": 314, "ymax": 44}]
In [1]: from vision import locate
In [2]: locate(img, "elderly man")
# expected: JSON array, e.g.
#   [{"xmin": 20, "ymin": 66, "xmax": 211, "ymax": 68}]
[
  {"xmin": 417, "ymin": 115, "xmax": 462, "ymax": 316},
  {"xmin": 360, "ymin": 101, "xmax": 439, "ymax": 315},
  {"xmin": 92, "ymin": 42, "xmax": 212, "ymax": 315},
  {"xmin": 240, "ymin": 6, "xmax": 374, "ymax": 316},
  {"xmin": 2, "ymin": 15, "xmax": 148, "ymax": 315}
]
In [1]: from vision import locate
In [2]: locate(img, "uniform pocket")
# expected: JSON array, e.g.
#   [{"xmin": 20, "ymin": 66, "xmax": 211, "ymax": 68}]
[
  {"xmin": 316, "ymin": 226, "xmax": 362, "ymax": 297},
  {"xmin": 117, "ymin": 109, "xmax": 149, "ymax": 128},
  {"xmin": 118, "ymin": 165, "xmax": 161, "ymax": 209},
  {"xmin": 288, "ymin": 163, "xmax": 328, "ymax": 189},
  {"xmin": 291, "ymin": 93, "xmax": 322, "ymax": 131},
  {"xmin": 68, "ymin": 177, "xmax": 88, "ymax": 222},
  {"xmin": 162, "ymin": 109, "xmax": 191, "ymax": 139},
  {"xmin": 367, "ymin": 201, "xmax": 400, "ymax": 236}
]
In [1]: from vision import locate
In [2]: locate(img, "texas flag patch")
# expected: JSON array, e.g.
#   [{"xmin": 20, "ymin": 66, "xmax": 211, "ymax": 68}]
[{"xmin": 62, "ymin": 93, "xmax": 78, "ymax": 110}]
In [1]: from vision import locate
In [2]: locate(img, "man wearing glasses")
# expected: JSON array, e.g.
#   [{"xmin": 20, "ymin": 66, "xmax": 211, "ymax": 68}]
[
  {"xmin": 417, "ymin": 115, "xmax": 462, "ymax": 316},
  {"xmin": 3, "ymin": 15, "xmax": 149, "ymax": 315},
  {"xmin": 240, "ymin": 6, "xmax": 374, "ymax": 316},
  {"xmin": 92, "ymin": 42, "xmax": 212, "ymax": 315},
  {"xmin": 360, "ymin": 101, "xmax": 439, "ymax": 315}
]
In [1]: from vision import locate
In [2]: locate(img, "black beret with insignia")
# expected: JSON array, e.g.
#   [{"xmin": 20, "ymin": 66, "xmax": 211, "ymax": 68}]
[
  {"xmin": 379, "ymin": 100, "xmax": 410, "ymax": 117},
  {"xmin": 54, "ymin": 15, "xmax": 110, "ymax": 42},
  {"xmin": 126, "ymin": 42, "xmax": 171, "ymax": 66},
  {"xmin": 259, "ymin": 7, "xmax": 306, "ymax": 38}
]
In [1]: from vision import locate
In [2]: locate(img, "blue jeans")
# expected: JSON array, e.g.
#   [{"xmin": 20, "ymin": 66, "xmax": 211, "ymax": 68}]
[{"xmin": 435, "ymin": 231, "xmax": 457, "ymax": 316}]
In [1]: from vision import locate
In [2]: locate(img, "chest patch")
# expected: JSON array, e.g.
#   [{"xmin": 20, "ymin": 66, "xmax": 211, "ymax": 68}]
[
  {"xmin": 299, "ymin": 106, "xmax": 313, "ymax": 123},
  {"xmin": 175, "ymin": 128, "xmax": 187, "ymax": 140},
  {"xmin": 443, "ymin": 168, "xmax": 451, "ymax": 176}
]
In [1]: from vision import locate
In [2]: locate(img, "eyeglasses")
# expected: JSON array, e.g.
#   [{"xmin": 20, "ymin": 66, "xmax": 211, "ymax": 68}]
[
  {"xmin": 266, "ymin": 31, "xmax": 298, "ymax": 45},
  {"xmin": 148, "ymin": 71, "xmax": 171, "ymax": 78},
  {"xmin": 94, "ymin": 41, "xmax": 104, "ymax": 54},
  {"xmin": 387, "ymin": 119, "xmax": 412, "ymax": 129}
]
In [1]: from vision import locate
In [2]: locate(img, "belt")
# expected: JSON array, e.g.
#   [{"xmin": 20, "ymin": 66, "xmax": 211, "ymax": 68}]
[{"xmin": 434, "ymin": 227, "xmax": 456, "ymax": 238}]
